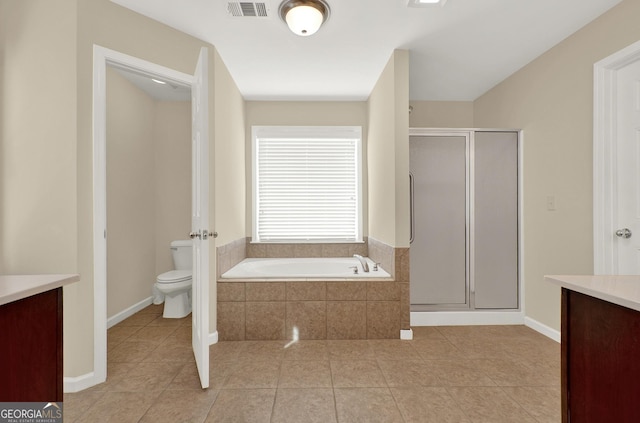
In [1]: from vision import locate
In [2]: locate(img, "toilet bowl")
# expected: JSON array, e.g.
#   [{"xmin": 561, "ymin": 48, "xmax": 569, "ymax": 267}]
[{"xmin": 155, "ymin": 240, "xmax": 192, "ymax": 318}]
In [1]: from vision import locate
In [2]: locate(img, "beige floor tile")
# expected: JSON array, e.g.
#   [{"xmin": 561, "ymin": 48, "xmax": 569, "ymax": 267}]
[
  {"xmin": 520, "ymin": 358, "xmax": 561, "ymax": 387},
  {"xmin": 143, "ymin": 343, "xmax": 195, "ymax": 363},
  {"xmin": 95, "ymin": 362, "xmax": 139, "ymax": 391},
  {"xmin": 131, "ymin": 325, "xmax": 179, "ymax": 344},
  {"xmin": 209, "ymin": 341, "xmax": 246, "ymax": 363},
  {"xmin": 167, "ymin": 362, "xmax": 209, "ymax": 390},
  {"xmin": 108, "ymin": 325, "xmax": 143, "ymax": 345},
  {"xmin": 283, "ymin": 340, "xmax": 329, "ymax": 360},
  {"xmin": 117, "ymin": 313, "xmax": 160, "ymax": 327},
  {"xmin": 279, "ymin": 360, "xmax": 333, "ymax": 388},
  {"xmin": 105, "ymin": 361, "xmax": 184, "ymax": 392},
  {"xmin": 99, "ymin": 313, "xmax": 561, "ymax": 423},
  {"xmin": 63, "ymin": 390, "xmax": 106, "ymax": 423},
  {"xmin": 147, "ymin": 314, "xmax": 185, "ymax": 327},
  {"xmin": 368, "ymin": 339, "xmax": 422, "ymax": 360},
  {"xmin": 502, "ymin": 337, "xmax": 561, "ymax": 362},
  {"xmin": 411, "ymin": 326, "xmax": 447, "ymax": 340},
  {"xmin": 204, "ymin": 389, "xmax": 276, "ymax": 423},
  {"xmin": 391, "ymin": 387, "xmax": 471, "ymax": 422},
  {"xmin": 334, "ymin": 388, "xmax": 404, "ymax": 423},
  {"xmin": 79, "ymin": 391, "xmax": 161, "ymax": 423},
  {"xmin": 474, "ymin": 358, "xmax": 558, "ymax": 387},
  {"xmin": 209, "ymin": 360, "xmax": 236, "ymax": 389},
  {"xmin": 138, "ymin": 304, "xmax": 164, "ymax": 315},
  {"xmin": 439, "ymin": 325, "xmax": 526, "ymax": 340},
  {"xmin": 108, "ymin": 340, "xmax": 159, "ymax": 363},
  {"xmin": 448, "ymin": 386, "xmax": 537, "ymax": 423},
  {"xmin": 412, "ymin": 339, "xmax": 467, "ymax": 360},
  {"xmin": 424, "ymin": 359, "xmax": 495, "ymax": 387},
  {"xmin": 331, "ymin": 360, "xmax": 387, "ymax": 387},
  {"xmin": 238, "ymin": 340, "xmax": 288, "ymax": 361},
  {"xmin": 271, "ymin": 388, "xmax": 337, "ymax": 423},
  {"xmin": 444, "ymin": 337, "xmax": 513, "ymax": 359},
  {"xmin": 502, "ymin": 386, "xmax": 562, "ymax": 423},
  {"xmin": 327, "ymin": 340, "xmax": 375, "ymax": 360},
  {"xmin": 163, "ymin": 325, "xmax": 193, "ymax": 346},
  {"xmin": 223, "ymin": 360, "xmax": 281, "ymax": 389},
  {"xmin": 139, "ymin": 389, "xmax": 218, "ymax": 423},
  {"xmin": 378, "ymin": 359, "xmax": 440, "ymax": 387}
]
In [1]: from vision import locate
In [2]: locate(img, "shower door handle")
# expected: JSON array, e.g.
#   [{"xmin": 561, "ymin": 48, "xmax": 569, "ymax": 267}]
[{"xmin": 410, "ymin": 172, "xmax": 415, "ymax": 244}]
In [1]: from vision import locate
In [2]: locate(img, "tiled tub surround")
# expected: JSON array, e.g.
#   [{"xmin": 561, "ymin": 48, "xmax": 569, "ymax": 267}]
[{"xmin": 216, "ymin": 238, "xmax": 410, "ymax": 341}]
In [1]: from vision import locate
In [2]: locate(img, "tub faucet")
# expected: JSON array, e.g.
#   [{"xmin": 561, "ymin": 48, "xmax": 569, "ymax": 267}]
[{"xmin": 353, "ymin": 254, "xmax": 369, "ymax": 272}]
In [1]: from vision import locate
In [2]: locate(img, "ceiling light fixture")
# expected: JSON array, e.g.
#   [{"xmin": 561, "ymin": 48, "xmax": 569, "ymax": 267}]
[
  {"xmin": 407, "ymin": 0, "xmax": 448, "ymax": 7},
  {"xmin": 279, "ymin": 0, "xmax": 330, "ymax": 37}
]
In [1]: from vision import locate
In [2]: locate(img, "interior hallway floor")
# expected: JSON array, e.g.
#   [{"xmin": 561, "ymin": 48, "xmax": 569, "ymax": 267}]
[{"xmin": 64, "ymin": 304, "xmax": 561, "ymax": 422}]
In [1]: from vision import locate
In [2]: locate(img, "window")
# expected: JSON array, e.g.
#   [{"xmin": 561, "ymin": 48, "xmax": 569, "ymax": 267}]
[{"xmin": 252, "ymin": 126, "xmax": 362, "ymax": 243}]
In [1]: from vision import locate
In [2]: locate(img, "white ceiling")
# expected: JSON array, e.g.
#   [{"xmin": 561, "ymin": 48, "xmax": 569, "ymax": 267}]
[{"xmin": 110, "ymin": 0, "xmax": 622, "ymax": 101}]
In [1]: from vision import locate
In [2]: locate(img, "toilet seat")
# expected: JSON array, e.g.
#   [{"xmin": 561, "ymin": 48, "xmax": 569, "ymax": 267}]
[{"xmin": 157, "ymin": 269, "xmax": 192, "ymax": 284}]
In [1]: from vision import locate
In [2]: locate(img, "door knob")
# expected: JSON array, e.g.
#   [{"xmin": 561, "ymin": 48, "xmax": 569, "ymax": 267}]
[
  {"xmin": 616, "ymin": 228, "xmax": 632, "ymax": 239},
  {"xmin": 190, "ymin": 230, "xmax": 217, "ymax": 240}
]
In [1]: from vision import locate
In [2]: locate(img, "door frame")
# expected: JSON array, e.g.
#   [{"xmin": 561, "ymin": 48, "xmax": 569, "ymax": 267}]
[
  {"xmin": 92, "ymin": 45, "xmax": 197, "ymax": 386},
  {"xmin": 594, "ymin": 39, "xmax": 640, "ymax": 275}
]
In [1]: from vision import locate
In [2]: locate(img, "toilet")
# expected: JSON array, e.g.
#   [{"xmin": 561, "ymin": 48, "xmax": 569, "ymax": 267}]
[{"xmin": 155, "ymin": 240, "xmax": 192, "ymax": 318}]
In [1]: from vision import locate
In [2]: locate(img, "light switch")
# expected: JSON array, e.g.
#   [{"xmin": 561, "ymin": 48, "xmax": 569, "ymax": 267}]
[{"xmin": 546, "ymin": 195, "xmax": 556, "ymax": 211}]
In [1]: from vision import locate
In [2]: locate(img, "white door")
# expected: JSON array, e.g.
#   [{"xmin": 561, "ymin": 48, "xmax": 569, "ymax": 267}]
[
  {"xmin": 616, "ymin": 59, "xmax": 640, "ymax": 274},
  {"xmin": 191, "ymin": 47, "xmax": 210, "ymax": 388}
]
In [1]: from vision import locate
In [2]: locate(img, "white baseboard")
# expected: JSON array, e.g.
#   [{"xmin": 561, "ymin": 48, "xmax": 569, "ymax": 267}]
[
  {"xmin": 107, "ymin": 296, "xmax": 153, "ymax": 329},
  {"xmin": 66, "ymin": 330, "xmax": 220, "ymax": 393},
  {"xmin": 400, "ymin": 329, "xmax": 413, "ymax": 340},
  {"xmin": 524, "ymin": 316, "xmax": 561, "ymax": 343},
  {"xmin": 64, "ymin": 372, "xmax": 101, "ymax": 393},
  {"xmin": 209, "ymin": 330, "xmax": 219, "ymax": 345},
  {"xmin": 411, "ymin": 311, "xmax": 525, "ymax": 326}
]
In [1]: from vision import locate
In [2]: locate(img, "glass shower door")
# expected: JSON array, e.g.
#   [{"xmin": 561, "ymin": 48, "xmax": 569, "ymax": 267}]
[{"xmin": 410, "ymin": 135, "xmax": 468, "ymax": 309}]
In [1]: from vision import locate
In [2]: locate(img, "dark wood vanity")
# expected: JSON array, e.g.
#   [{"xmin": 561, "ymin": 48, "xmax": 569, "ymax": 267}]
[
  {"xmin": 0, "ymin": 274, "xmax": 79, "ymax": 401},
  {"xmin": 547, "ymin": 275, "xmax": 640, "ymax": 423}
]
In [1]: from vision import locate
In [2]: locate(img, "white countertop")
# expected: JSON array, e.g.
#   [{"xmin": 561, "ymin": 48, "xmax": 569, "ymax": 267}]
[
  {"xmin": 0, "ymin": 274, "xmax": 80, "ymax": 306},
  {"xmin": 545, "ymin": 274, "xmax": 640, "ymax": 312}
]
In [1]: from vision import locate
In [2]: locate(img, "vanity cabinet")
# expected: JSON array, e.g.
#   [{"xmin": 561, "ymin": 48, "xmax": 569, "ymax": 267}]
[
  {"xmin": 547, "ymin": 275, "xmax": 640, "ymax": 422},
  {"xmin": 0, "ymin": 275, "xmax": 79, "ymax": 401}
]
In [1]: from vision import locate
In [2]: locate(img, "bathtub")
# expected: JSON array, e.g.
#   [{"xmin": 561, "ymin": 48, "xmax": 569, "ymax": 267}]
[{"xmin": 220, "ymin": 257, "xmax": 391, "ymax": 279}]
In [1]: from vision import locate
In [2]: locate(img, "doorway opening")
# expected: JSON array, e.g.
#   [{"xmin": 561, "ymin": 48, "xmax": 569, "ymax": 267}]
[
  {"xmin": 92, "ymin": 46, "xmax": 209, "ymax": 389},
  {"xmin": 104, "ymin": 64, "xmax": 192, "ymax": 328}
]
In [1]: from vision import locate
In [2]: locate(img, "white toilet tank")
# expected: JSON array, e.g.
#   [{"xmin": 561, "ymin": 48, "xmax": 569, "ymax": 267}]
[{"xmin": 170, "ymin": 240, "xmax": 193, "ymax": 270}]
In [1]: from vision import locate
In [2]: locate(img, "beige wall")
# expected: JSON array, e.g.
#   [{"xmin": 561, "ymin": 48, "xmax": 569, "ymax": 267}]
[
  {"xmin": 474, "ymin": 0, "xmax": 640, "ymax": 331},
  {"xmin": 212, "ymin": 48, "xmax": 246, "ymax": 325},
  {"xmin": 214, "ymin": 49, "xmax": 246, "ymax": 248},
  {"xmin": 367, "ymin": 50, "xmax": 410, "ymax": 248},
  {"xmin": 106, "ymin": 68, "xmax": 156, "ymax": 318},
  {"xmin": 0, "ymin": 0, "xmax": 78, "ymax": 275},
  {"xmin": 409, "ymin": 101, "xmax": 474, "ymax": 128},
  {"xmin": 244, "ymin": 101, "xmax": 368, "ymax": 238},
  {"xmin": 154, "ymin": 101, "xmax": 192, "ymax": 275}
]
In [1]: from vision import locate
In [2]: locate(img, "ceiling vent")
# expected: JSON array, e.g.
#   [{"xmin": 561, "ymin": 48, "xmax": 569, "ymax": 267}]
[{"xmin": 227, "ymin": 2, "xmax": 269, "ymax": 17}]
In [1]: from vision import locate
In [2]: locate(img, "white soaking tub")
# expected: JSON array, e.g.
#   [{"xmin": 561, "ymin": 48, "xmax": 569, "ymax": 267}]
[{"xmin": 220, "ymin": 257, "xmax": 390, "ymax": 280}]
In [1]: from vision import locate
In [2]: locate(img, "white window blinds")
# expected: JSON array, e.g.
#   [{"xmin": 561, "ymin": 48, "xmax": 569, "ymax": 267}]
[{"xmin": 253, "ymin": 126, "xmax": 362, "ymax": 243}]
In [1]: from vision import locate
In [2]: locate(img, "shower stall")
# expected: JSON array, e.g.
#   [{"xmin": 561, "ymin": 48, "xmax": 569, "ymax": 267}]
[{"xmin": 409, "ymin": 130, "xmax": 519, "ymax": 312}]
